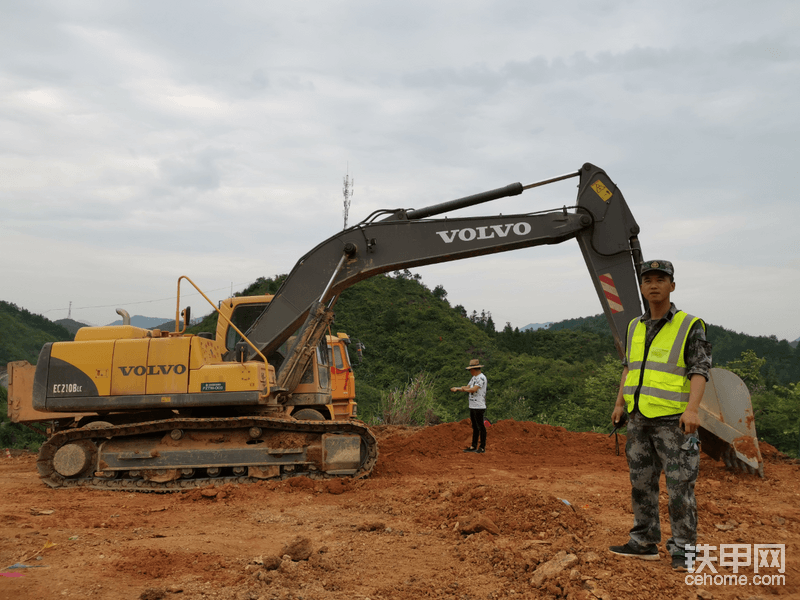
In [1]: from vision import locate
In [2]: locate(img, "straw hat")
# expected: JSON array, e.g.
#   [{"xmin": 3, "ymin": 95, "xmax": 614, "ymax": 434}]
[{"xmin": 466, "ymin": 359, "xmax": 484, "ymax": 370}]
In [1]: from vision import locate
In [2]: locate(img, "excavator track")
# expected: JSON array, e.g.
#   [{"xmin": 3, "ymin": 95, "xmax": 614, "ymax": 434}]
[{"xmin": 37, "ymin": 417, "xmax": 378, "ymax": 492}]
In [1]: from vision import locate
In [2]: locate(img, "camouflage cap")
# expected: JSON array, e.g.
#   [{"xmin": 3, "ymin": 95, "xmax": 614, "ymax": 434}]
[{"xmin": 640, "ymin": 259, "xmax": 674, "ymax": 277}]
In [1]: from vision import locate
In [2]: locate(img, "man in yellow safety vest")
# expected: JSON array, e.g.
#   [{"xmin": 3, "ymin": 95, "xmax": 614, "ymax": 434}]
[{"xmin": 609, "ymin": 260, "xmax": 712, "ymax": 572}]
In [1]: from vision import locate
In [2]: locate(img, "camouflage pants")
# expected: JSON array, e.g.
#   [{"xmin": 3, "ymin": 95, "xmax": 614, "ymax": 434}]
[{"xmin": 625, "ymin": 412, "xmax": 699, "ymax": 556}]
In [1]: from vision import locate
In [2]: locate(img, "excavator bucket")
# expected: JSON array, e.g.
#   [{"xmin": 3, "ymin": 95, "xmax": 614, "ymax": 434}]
[{"xmin": 697, "ymin": 368, "xmax": 764, "ymax": 477}]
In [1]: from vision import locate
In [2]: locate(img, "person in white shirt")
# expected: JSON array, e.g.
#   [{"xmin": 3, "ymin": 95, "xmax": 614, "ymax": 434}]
[{"xmin": 451, "ymin": 358, "xmax": 487, "ymax": 453}]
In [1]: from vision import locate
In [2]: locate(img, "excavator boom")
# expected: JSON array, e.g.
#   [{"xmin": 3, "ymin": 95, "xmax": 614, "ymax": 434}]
[{"xmin": 247, "ymin": 163, "xmax": 643, "ymax": 364}]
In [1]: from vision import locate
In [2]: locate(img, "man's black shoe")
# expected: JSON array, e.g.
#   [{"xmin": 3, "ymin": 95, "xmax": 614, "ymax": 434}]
[
  {"xmin": 672, "ymin": 555, "xmax": 689, "ymax": 571},
  {"xmin": 608, "ymin": 541, "xmax": 660, "ymax": 561},
  {"xmin": 463, "ymin": 447, "xmax": 476, "ymax": 453},
  {"xmin": 476, "ymin": 448, "xmax": 485, "ymax": 453}
]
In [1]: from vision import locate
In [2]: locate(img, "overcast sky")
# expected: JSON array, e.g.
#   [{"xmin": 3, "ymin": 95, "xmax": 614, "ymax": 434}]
[{"xmin": 2, "ymin": 1, "xmax": 798, "ymax": 343}]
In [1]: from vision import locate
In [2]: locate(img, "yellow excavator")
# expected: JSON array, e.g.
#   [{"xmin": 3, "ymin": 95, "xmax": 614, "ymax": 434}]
[
  {"xmin": 6, "ymin": 163, "xmax": 764, "ymax": 492},
  {"xmin": 7, "ymin": 289, "xmax": 366, "ymax": 490}
]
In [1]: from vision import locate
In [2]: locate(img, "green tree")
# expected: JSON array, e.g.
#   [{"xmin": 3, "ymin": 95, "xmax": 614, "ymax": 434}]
[
  {"xmin": 0, "ymin": 387, "xmax": 46, "ymax": 451},
  {"xmin": 751, "ymin": 382, "xmax": 800, "ymax": 458},
  {"xmin": 555, "ymin": 355, "xmax": 625, "ymax": 432},
  {"xmin": 724, "ymin": 349, "xmax": 766, "ymax": 391}
]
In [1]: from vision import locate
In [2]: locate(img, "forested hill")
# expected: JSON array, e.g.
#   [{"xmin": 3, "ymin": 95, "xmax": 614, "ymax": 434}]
[
  {"xmin": 197, "ymin": 272, "xmax": 799, "ymax": 455},
  {"xmin": 0, "ymin": 301, "xmax": 72, "ymax": 365},
  {"xmin": 2, "ymin": 274, "xmax": 799, "ymax": 455},
  {"xmin": 5, "ymin": 278, "xmax": 795, "ymax": 382},
  {"xmin": 544, "ymin": 314, "xmax": 800, "ymax": 386}
]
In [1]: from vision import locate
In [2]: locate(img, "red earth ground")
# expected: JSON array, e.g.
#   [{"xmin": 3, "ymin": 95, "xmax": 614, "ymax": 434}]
[{"xmin": 0, "ymin": 420, "xmax": 798, "ymax": 600}]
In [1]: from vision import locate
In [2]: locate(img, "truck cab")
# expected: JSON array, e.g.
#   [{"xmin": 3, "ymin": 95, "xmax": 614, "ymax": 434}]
[
  {"xmin": 214, "ymin": 295, "xmax": 358, "ymax": 420},
  {"xmin": 327, "ymin": 332, "xmax": 357, "ymax": 419}
]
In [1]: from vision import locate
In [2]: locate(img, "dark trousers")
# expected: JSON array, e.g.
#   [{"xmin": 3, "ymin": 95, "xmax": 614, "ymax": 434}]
[
  {"xmin": 626, "ymin": 413, "xmax": 698, "ymax": 556},
  {"xmin": 469, "ymin": 409, "xmax": 486, "ymax": 449}
]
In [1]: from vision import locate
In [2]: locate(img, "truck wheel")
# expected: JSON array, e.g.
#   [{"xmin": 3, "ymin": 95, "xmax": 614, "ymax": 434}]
[{"xmin": 292, "ymin": 408, "xmax": 326, "ymax": 421}]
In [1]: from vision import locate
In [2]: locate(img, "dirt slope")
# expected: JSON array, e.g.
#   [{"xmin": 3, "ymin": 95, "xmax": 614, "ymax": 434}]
[{"xmin": 0, "ymin": 420, "xmax": 797, "ymax": 600}]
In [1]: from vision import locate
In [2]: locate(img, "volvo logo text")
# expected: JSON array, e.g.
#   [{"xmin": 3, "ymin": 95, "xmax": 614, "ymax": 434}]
[
  {"xmin": 118, "ymin": 365, "xmax": 187, "ymax": 376},
  {"xmin": 435, "ymin": 222, "xmax": 532, "ymax": 243}
]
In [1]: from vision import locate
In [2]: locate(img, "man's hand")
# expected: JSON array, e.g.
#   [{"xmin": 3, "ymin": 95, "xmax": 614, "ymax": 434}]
[
  {"xmin": 679, "ymin": 407, "xmax": 700, "ymax": 435},
  {"xmin": 450, "ymin": 387, "xmax": 461, "ymax": 393},
  {"xmin": 611, "ymin": 404, "xmax": 627, "ymax": 428},
  {"xmin": 611, "ymin": 366, "xmax": 628, "ymax": 428},
  {"xmin": 679, "ymin": 374, "xmax": 706, "ymax": 435}
]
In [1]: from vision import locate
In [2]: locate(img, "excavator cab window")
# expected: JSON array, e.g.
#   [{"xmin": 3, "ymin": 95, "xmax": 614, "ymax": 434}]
[{"xmin": 225, "ymin": 303, "xmax": 268, "ymax": 351}]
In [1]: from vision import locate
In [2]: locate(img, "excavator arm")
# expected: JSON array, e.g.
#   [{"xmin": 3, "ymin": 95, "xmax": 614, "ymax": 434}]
[{"xmin": 248, "ymin": 163, "xmax": 644, "ymax": 369}]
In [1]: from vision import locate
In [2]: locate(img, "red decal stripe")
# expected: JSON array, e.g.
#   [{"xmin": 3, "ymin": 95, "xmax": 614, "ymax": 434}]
[{"xmin": 599, "ymin": 273, "xmax": 623, "ymax": 314}]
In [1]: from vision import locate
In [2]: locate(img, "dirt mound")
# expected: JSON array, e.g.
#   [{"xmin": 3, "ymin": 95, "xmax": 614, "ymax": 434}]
[{"xmin": 374, "ymin": 419, "xmax": 623, "ymax": 478}]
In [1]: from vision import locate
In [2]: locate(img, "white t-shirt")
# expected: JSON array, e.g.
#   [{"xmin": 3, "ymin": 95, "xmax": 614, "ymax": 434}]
[{"xmin": 468, "ymin": 373, "xmax": 487, "ymax": 409}]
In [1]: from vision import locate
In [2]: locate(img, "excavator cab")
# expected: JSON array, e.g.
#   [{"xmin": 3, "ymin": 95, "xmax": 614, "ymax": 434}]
[
  {"xmin": 214, "ymin": 295, "xmax": 357, "ymax": 421},
  {"xmin": 216, "ymin": 296, "xmax": 273, "ymax": 354}
]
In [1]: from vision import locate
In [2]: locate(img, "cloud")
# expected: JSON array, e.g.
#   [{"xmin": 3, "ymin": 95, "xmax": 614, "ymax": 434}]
[
  {"xmin": 1, "ymin": 0, "xmax": 798, "ymax": 340},
  {"xmin": 158, "ymin": 151, "xmax": 223, "ymax": 190}
]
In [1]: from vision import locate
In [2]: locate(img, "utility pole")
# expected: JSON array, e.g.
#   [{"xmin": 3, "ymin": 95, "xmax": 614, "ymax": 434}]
[
  {"xmin": 343, "ymin": 164, "xmax": 354, "ymax": 230},
  {"xmin": 68, "ymin": 301, "xmax": 72, "ymax": 319}
]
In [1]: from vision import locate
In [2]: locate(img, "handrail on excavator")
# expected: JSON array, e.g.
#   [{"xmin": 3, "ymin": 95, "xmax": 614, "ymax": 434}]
[{"xmin": 175, "ymin": 275, "xmax": 269, "ymax": 365}]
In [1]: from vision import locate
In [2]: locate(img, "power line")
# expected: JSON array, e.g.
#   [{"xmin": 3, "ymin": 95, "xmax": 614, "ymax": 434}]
[{"xmin": 42, "ymin": 282, "xmax": 255, "ymax": 315}]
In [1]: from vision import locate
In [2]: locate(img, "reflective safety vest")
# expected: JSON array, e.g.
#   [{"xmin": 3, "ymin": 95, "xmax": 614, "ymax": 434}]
[{"xmin": 623, "ymin": 310, "xmax": 703, "ymax": 418}]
